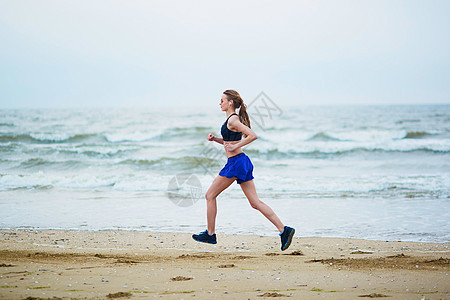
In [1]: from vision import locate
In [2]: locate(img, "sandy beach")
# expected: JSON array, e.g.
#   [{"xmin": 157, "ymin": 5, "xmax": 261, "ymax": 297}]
[{"xmin": 0, "ymin": 230, "xmax": 448, "ymax": 299}]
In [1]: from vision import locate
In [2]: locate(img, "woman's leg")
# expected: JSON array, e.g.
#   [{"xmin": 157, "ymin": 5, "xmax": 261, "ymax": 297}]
[
  {"xmin": 240, "ymin": 180, "xmax": 285, "ymax": 232},
  {"xmin": 205, "ymin": 175, "xmax": 236, "ymax": 235}
]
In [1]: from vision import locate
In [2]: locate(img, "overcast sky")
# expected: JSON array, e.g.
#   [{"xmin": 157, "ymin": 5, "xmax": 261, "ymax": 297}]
[{"xmin": 1, "ymin": 0, "xmax": 449, "ymax": 109}]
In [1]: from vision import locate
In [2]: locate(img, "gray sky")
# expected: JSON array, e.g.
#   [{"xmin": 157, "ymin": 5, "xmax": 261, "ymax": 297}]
[{"xmin": 1, "ymin": 0, "xmax": 449, "ymax": 109}]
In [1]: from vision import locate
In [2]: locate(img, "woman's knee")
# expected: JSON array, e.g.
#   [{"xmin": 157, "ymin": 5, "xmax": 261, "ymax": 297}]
[
  {"xmin": 205, "ymin": 191, "xmax": 215, "ymax": 202},
  {"xmin": 249, "ymin": 200, "xmax": 262, "ymax": 210}
]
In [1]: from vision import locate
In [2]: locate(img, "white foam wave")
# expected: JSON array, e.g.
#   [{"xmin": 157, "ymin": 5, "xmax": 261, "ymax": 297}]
[
  {"xmin": 262, "ymin": 129, "xmax": 441, "ymax": 144},
  {"xmin": 104, "ymin": 129, "xmax": 164, "ymax": 143},
  {"xmin": 331, "ymin": 130, "xmax": 406, "ymax": 142},
  {"xmin": 253, "ymin": 138, "xmax": 450, "ymax": 154},
  {"xmin": 0, "ymin": 171, "xmax": 173, "ymax": 191},
  {"xmin": 29, "ymin": 132, "xmax": 77, "ymax": 142},
  {"xmin": 0, "ymin": 172, "xmax": 115, "ymax": 189}
]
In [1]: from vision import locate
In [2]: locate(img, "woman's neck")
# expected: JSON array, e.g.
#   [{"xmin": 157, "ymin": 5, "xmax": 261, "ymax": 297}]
[{"xmin": 226, "ymin": 109, "xmax": 236, "ymax": 117}]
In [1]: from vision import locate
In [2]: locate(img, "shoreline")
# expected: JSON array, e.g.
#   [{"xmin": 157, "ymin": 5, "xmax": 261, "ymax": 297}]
[
  {"xmin": 2, "ymin": 227, "xmax": 448, "ymax": 245},
  {"xmin": 0, "ymin": 229, "xmax": 449, "ymax": 299}
]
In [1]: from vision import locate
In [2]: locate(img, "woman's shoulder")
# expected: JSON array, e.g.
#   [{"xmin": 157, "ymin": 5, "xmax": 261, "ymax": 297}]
[
  {"xmin": 227, "ymin": 114, "xmax": 242, "ymax": 131},
  {"xmin": 228, "ymin": 113, "xmax": 240, "ymax": 123}
]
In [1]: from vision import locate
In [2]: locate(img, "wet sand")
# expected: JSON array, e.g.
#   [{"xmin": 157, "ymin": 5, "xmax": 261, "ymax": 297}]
[{"xmin": 0, "ymin": 229, "xmax": 448, "ymax": 299}]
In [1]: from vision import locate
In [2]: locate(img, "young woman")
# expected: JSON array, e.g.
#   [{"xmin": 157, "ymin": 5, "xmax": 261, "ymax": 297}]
[{"xmin": 192, "ymin": 90, "xmax": 295, "ymax": 251}]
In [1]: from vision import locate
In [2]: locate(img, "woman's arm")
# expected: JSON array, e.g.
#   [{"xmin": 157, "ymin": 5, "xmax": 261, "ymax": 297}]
[
  {"xmin": 207, "ymin": 133, "xmax": 224, "ymax": 145},
  {"xmin": 225, "ymin": 117, "xmax": 258, "ymax": 151},
  {"xmin": 213, "ymin": 136, "xmax": 224, "ymax": 145},
  {"xmin": 225, "ymin": 129, "xmax": 257, "ymax": 151}
]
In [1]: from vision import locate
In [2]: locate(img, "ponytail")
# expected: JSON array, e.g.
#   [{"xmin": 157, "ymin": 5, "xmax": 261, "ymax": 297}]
[{"xmin": 238, "ymin": 102, "xmax": 251, "ymax": 129}]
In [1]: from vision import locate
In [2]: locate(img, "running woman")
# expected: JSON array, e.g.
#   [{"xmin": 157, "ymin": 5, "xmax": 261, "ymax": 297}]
[{"xmin": 192, "ymin": 90, "xmax": 295, "ymax": 251}]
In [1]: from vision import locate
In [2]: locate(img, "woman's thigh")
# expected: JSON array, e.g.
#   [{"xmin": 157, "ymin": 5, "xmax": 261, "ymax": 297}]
[
  {"xmin": 206, "ymin": 175, "xmax": 236, "ymax": 199},
  {"xmin": 239, "ymin": 180, "xmax": 259, "ymax": 204}
]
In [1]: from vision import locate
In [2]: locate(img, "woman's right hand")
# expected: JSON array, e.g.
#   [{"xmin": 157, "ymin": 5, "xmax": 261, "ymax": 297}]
[{"xmin": 207, "ymin": 133, "xmax": 215, "ymax": 141}]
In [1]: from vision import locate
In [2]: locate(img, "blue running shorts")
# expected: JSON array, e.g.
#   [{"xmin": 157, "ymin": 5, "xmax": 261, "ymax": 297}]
[{"xmin": 219, "ymin": 152, "xmax": 254, "ymax": 184}]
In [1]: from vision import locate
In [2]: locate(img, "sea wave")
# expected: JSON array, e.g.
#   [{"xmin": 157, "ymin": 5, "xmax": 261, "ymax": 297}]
[
  {"xmin": 104, "ymin": 126, "xmax": 212, "ymax": 143},
  {"xmin": 0, "ymin": 172, "xmax": 116, "ymax": 190},
  {"xmin": 0, "ymin": 172, "xmax": 172, "ymax": 191},
  {"xmin": 302, "ymin": 130, "xmax": 440, "ymax": 143},
  {"xmin": 1, "ymin": 170, "xmax": 448, "ymax": 196},
  {"xmin": 306, "ymin": 132, "xmax": 342, "ymax": 142},
  {"xmin": 16, "ymin": 158, "xmax": 87, "ymax": 170},
  {"xmin": 245, "ymin": 145, "xmax": 450, "ymax": 156},
  {"xmin": 57, "ymin": 145, "xmax": 141, "ymax": 157},
  {"xmin": 118, "ymin": 156, "xmax": 224, "ymax": 170},
  {"xmin": 0, "ymin": 133, "xmax": 102, "ymax": 144},
  {"xmin": 0, "ymin": 144, "xmax": 139, "ymax": 161},
  {"xmin": 154, "ymin": 127, "xmax": 213, "ymax": 141},
  {"xmin": 104, "ymin": 131, "xmax": 162, "ymax": 143}
]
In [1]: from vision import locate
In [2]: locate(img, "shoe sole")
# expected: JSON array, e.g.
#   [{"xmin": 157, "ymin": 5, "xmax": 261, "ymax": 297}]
[
  {"xmin": 281, "ymin": 228, "xmax": 295, "ymax": 251},
  {"xmin": 192, "ymin": 236, "xmax": 217, "ymax": 244}
]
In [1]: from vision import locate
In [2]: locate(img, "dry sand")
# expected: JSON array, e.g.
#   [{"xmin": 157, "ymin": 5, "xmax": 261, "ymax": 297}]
[{"xmin": 0, "ymin": 229, "xmax": 448, "ymax": 299}]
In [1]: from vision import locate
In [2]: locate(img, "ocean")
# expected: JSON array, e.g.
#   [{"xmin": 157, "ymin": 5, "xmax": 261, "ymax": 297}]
[{"xmin": 0, "ymin": 104, "xmax": 449, "ymax": 243}]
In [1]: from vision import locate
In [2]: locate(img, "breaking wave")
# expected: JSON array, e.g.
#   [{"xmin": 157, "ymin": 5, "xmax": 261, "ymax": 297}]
[{"xmin": 0, "ymin": 133, "xmax": 101, "ymax": 144}]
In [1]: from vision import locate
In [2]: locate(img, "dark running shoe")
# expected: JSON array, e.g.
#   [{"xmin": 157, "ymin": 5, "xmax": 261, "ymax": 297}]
[
  {"xmin": 192, "ymin": 230, "xmax": 217, "ymax": 244},
  {"xmin": 279, "ymin": 226, "xmax": 295, "ymax": 251}
]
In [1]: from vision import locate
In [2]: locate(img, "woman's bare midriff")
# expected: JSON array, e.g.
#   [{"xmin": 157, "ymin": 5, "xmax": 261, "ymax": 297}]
[{"xmin": 224, "ymin": 140, "xmax": 243, "ymax": 158}]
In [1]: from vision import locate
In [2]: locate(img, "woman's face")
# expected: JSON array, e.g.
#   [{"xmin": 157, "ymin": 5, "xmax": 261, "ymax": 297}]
[{"xmin": 220, "ymin": 94, "xmax": 232, "ymax": 111}]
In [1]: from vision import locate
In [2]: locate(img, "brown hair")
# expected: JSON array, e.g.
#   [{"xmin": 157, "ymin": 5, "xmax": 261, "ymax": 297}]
[{"xmin": 223, "ymin": 89, "xmax": 251, "ymax": 129}]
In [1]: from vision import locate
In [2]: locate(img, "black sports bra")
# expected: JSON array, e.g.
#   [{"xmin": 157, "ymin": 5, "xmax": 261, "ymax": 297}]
[{"xmin": 221, "ymin": 113, "xmax": 242, "ymax": 141}]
